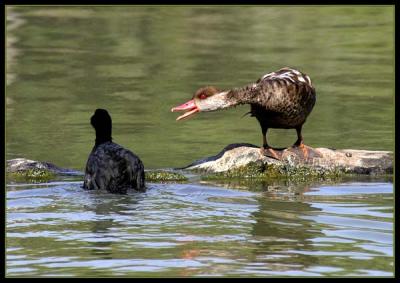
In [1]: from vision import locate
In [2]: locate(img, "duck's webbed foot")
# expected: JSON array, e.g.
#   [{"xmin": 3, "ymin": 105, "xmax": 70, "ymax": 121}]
[
  {"xmin": 260, "ymin": 146, "xmax": 284, "ymax": 160},
  {"xmin": 288, "ymin": 142, "xmax": 321, "ymax": 160}
]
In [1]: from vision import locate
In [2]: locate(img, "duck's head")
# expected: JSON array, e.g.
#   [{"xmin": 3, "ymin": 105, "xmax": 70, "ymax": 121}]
[{"xmin": 171, "ymin": 86, "xmax": 230, "ymax": 121}]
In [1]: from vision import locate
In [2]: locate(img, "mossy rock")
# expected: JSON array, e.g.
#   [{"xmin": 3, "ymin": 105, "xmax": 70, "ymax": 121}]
[
  {"xmin": 184, "ymin": 144, "xmax": 393, "ymax": 176},
  {"xmin": 145, "ymin": 170, "xmax": 188, "ymax": 182},
  {"xmin": 6, "ymin": 168, "xmax": 57, "ymax": 183},
  {"xmin": 201, "ymin": 161, "xmax": 344, "ymax": 182}
]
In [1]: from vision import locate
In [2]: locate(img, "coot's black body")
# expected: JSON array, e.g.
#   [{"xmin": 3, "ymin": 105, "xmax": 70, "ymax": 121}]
[{"xmin": 83, "ymin": 109, "xmax": 145, "ymax": 194}]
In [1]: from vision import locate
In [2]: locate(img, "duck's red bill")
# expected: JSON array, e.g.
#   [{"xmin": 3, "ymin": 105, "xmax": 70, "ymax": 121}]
[{"xmin": 171, "ymin": 99, "xmax": 199, "ymax": 121}]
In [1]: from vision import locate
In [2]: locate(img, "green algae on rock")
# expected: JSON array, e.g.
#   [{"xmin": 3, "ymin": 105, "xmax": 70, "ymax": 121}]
[
  {"xmin": 7, "ymin": 168, "xmax": 56, "ymax": 183},
  {"xmin": 7, "ymin": 158, "xmax": 83, "ymax": 183},
  {"xmin": 6, "ymin": 158, "xmax": 188, "ymax": 184},
  {"xmin": 201, "ymin": 161, "xmax": 344, "ymax": 183},
  {"xmin": 7, "ymin": 158, "xmax": 82, "ymax": 175},
  {"xmin": 183, "ymin": 143, "xmax": 393, "ymax": 176},
  {"xmin": 145, "ymin": 170, "xmax": 188, "ymax": 182}
]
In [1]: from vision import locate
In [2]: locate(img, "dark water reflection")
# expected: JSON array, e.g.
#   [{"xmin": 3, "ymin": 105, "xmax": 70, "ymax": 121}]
[{"xmin": 6, "ymin": 6, "xmax": 394, "ymax": 277}]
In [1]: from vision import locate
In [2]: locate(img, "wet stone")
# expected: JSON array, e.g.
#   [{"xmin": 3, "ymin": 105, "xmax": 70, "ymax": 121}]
[{"xmin": 182, "ymin": 143, "xmax": 393, "ymax": 177}]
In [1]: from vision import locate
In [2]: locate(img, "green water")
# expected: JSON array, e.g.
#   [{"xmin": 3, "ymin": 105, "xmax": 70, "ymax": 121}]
[
  {"xmin": 6, "ymin": 6, "xmax": 394, "ymax": 277},
  {"xmin": 6, "ymin": 6, "xmax": 394, "ymax": 170}
]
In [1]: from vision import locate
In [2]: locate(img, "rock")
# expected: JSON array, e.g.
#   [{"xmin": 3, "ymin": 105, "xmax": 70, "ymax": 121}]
[
  {"xmin": 6, "ymin": 144, "xmax": 393, "ymax": 185},
  {"xmin": 182, "ymin": 143, "xmax": 393, "ymax": 175},
  {"xmin": 6, "ymin": 158, "xmax": 84, "ymax": 183},
  {"xmin": 6, "ymin": 158, "xmax": 82, "ymax": 175},
  {"xmin": 6, "ymin": 158, "xmax": 188, "ymax": 183}
]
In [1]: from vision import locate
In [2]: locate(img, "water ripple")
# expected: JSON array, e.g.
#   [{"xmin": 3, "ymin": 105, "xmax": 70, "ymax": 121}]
[{"xmin": 6, "ymin": 180, "xmax": 393, "ymax": 277}]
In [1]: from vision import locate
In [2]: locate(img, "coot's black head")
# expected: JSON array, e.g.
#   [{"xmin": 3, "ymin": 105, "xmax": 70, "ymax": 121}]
[{"xmin": 91, "ymin": 108, "xmax": 112, "ymax": 145}]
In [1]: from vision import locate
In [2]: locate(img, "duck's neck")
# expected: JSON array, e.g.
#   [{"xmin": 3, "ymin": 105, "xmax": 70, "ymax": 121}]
[
  {"xmin": 200, "ymin": 84, "xmax": 261, "ymax": 112},
  {"xmin": 224, "ymin": 83, "xmax": 261, "ymax": 107}
]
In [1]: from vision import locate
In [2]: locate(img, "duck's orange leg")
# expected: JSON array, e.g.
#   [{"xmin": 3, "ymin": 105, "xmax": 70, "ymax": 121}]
[
  {"xmin": 260, "ymin": 128, "xmax": 284, "ymax": 160},
  {"xmin": 293, "ymin": 141, "xmax": 309, "ymax": 159},
  {"xmin": 261, "ymin": 147, "xmax": 283, "ymax": 160},
  {"xmin": 289, "ymin": 126, "xmax": 321, "ymax": 160}
]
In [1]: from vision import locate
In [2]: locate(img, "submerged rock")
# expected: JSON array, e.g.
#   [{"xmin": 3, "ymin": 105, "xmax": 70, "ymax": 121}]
[
  {"xmin": 7, "ymin": 168, "xmax": 57, "ymax": 183},
  {"xmin": 6, "ymin": 144, "xmax": 393, "ymax": 185},
  {"xmin": 183, "ymin": 143, "xmax": 393, "ymax": 176},
  {"xmin": 6, "ymin": 158, "xmax": 188, "ymax": 183},
  {"xmin": 6, "ymin": 158, "xmax": 83, "ymax": 183},
  {"xmin": 7, "ymin": 158, "xmax": 82, "ymax": 175}
]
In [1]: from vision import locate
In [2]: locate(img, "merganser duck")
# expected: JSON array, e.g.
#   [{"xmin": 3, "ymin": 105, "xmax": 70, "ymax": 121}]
[
  {"xmin": 83, "ymin": 109, "xmax": 145, "ymax": 194},
  {"xmin": 171, "ymin": 67, "xmax": 316, "ymax": 159}
]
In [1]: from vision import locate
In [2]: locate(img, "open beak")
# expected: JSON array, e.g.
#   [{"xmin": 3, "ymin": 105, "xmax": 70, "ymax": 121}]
[{"xmin": 171, "ymin": 99, "xmax": 199, "ymax": 121}]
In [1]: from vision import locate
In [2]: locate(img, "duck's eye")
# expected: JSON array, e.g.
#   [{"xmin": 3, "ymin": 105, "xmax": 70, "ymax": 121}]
[{"xmin": 199, "ymin": 93, "xmax": 207, "ymax": 100}]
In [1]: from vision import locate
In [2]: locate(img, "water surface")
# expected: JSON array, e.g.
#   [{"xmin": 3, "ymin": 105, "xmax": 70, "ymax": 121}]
[
  {"xmin": 6, "ymin": 6, "xmax": 394, "ymax": 169},
  {"xmin": 6, "ymin": 178, "xmax": 394, "ymax": 277}
]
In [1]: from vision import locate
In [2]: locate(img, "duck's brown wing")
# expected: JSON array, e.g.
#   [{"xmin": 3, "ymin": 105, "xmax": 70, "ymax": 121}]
[{"xmin": 255, "ymin": 67, "xmax": 316, "ymax": 113}]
